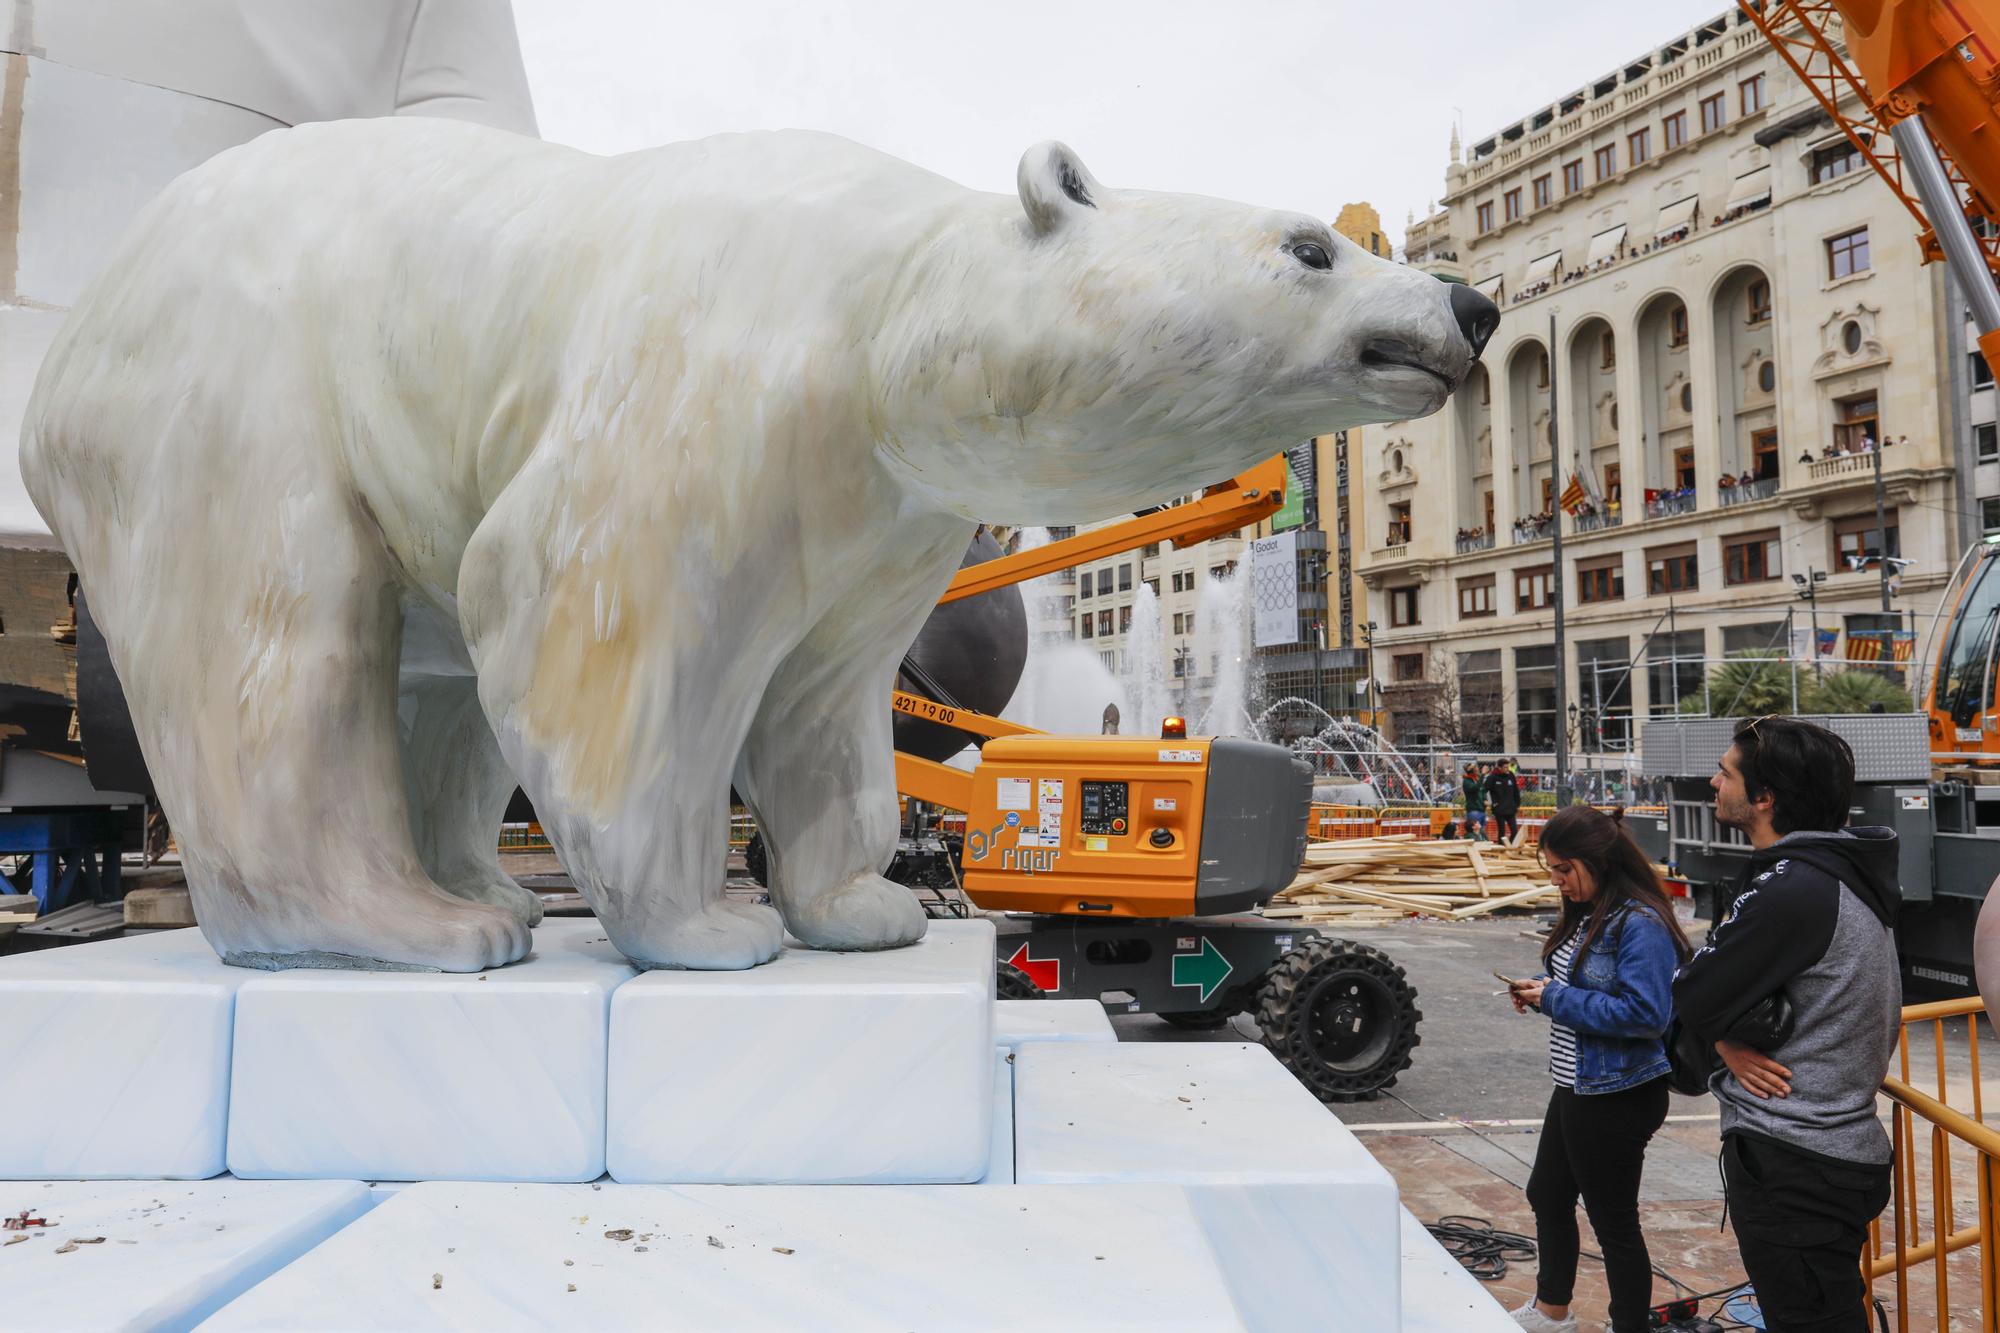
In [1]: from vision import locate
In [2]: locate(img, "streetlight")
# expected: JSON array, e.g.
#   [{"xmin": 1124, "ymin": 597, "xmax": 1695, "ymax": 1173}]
[
  {"xmin": 1792, "ymin": 569, "xmax": 1828, "ymax": 677},
  {"xmin": 1359, "ymin": 620, "xmax": 1379, "ymax": 728}
]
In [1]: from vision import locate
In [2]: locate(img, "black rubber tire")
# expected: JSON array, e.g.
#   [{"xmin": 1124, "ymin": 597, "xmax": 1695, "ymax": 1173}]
[
  {"xmin": 1255, "ymin": 938, "xmax": 1422, "ymax": 1103},
  {"xmin": 996, "ymin": 963, "xmax": 1045, "ymax": 1000},
  {"xmin": 742, "ymin": 833, "xmax": 768, "ymax": 887}
]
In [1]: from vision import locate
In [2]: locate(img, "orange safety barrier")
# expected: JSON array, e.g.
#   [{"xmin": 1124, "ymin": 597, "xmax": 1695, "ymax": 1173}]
[
  {"xmin": 498, "ymin": 822, "xmax": 551, "ymax": 851},
  {"xmin": 1867, "ymin": 995, "xmax": 2000, "ymax": 1331},
  {"xmin": 1378, "ymin": 806, "xmax": 1437, "ymax": 839},
  {"xmin": 1307, "ymin": 804, "xmax": 1464, "ymax": 843},
  {"xmin": 1306, "ymin": 804, "xmax": 1382, "ymax": 841}
]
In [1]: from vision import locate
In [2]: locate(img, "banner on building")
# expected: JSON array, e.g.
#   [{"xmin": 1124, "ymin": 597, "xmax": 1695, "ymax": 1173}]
[
  {"xmin": 1271, "ymin": 441, "xmax": 1316, "ymax": 533},
  {"xmin": 1845, "ymin": 630, "xmax": 1915, "ymax": 663},
  {"xmin": 1250, "ymin": 530, "xmax": 1300, "ymax": 647},
  {"xmin": 1815, "ymin": 628, "xmax": 1840, "ymax": 657}
]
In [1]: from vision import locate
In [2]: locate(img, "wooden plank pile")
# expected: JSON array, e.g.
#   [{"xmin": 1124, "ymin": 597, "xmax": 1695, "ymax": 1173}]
[{"xmin": 1261, "ymin": 834, "xmax": 1562, "ymax": 925}]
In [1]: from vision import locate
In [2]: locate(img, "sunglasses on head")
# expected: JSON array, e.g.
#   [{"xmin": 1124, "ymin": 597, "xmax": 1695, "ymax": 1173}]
[{"xmin": 1741, "ymin": 713, "xmax": 1786, "ymax": 742}]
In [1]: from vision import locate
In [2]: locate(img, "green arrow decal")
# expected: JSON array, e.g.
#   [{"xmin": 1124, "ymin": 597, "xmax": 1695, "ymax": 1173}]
[{"xmin": 1171, "ymin": 937, "xmax": 1233, "ymax": 1005}]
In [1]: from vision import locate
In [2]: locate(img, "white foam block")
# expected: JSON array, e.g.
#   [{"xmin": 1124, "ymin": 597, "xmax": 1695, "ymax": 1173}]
[
  {"xmin": 979, "ymin": 1049, "xmax": 1013, "ymax": 1185},
  {"xmin": 198, "ymin": 1180, "xmax": 1247, "ymax": 1331},
  {"xmin": 1400, "ymin": 1207, "xmax": 1516, "ymax": 1331},
  {"xmin": 227, "ymin": 921, "xmax": 633, "ymax": 1182},
  {"xmin": 994, "ymin": 998, "xmax": 1116, "ymax": 1048},
  {"xmin": 1013, "ymin": 1043, "xmax": 1401, "ymax": 1332},
  {"xmin": 607, "ymin": 918, "xmax": 994, "ymax": 1184},
  {"xmin": 0, "ymin": 929, "xmax": 250, "ymax": 1179},
  {"xmin": 1, "ymin": 1178, "xmax": 372, "ymax": 1332}
]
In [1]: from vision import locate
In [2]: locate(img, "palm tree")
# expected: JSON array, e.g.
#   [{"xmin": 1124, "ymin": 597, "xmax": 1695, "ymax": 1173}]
[
  {"xmin": 1679, "ymin": 652, "xmax": 1797, "ymax": 718},
  {"xmin": 1804, "ymin": 669, "xmax": 1912, "ymax": 715}
]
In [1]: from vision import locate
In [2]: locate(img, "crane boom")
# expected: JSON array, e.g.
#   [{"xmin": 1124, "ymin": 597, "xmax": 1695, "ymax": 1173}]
[{"xmin": 1740, "ymin": 0, "xmax": 2000, "ymax": 373}]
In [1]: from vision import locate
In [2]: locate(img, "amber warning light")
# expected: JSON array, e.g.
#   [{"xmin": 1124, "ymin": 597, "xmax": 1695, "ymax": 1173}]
[{"xmin": 1160, "ymin": 716, "xmax": 1187, "ymax": 740}]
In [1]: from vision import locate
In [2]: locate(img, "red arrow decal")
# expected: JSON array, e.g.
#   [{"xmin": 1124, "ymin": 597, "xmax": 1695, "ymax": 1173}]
[{"xmin": 1004, "ymin": 943, "xmax": 1061, "ymax": 994}]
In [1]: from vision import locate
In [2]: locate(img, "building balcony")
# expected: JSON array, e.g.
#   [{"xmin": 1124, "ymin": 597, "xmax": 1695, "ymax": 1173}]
[
  {"xmin": 1644, "ymin": 490, "xmax": 1699, "ymax": 520},
  {"xmin": 1512, "ymin": 518, "xmax": 1555, "ymax": 544},
  {"xmin": 1805, "ymin": 450, "xmax": 1890, "ymax": 483},
  {"xmin": 1718, "ymin": 476, "xmax": 1780, "ymax": 506},
  {"xmin": 1455, "ymin": 532, "xmax": 1496, "ymax": 554},
  {"xmin": 1784, "ymin": 443, "xmax": 1930, "ymax": 519},
  {"xmin": 1571, "ymin": 506, "xmax": 1622, "ymax": 534},
  {"xmin": 1377, "ymin": 543, "xmax": 1410, "ymax": 562}
]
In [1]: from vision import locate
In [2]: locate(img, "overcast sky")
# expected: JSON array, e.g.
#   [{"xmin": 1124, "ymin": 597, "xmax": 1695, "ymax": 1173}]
[{"xmin": 512, "ymin": 0, "xmax": 1741, "ymax": 251}]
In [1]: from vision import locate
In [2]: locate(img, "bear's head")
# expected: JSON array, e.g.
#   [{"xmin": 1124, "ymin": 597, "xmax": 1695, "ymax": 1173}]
[{"xmin": 869, "ymin": 141, "xmax": 1497, "ymax": 524}]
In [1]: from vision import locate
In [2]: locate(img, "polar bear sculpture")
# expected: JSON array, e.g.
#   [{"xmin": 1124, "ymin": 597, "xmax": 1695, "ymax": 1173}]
[{"xmin": 22, "ymin": 119, "xmax": 1496, "ymax": 972}]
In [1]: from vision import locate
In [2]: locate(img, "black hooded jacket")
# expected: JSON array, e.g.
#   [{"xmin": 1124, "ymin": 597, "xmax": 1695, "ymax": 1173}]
[{"xmin": 1672, "ymin": 827, "xmax": 1903, "ymax": 1163}]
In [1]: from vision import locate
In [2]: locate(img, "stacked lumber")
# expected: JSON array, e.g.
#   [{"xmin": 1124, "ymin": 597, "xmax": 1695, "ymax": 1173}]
[{"xmin": 1261, "ymin": 835, "xmax": 1563, "ymax": 925}]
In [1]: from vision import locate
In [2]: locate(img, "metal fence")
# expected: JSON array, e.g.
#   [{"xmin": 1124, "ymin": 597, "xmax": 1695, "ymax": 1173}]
[{"xmin": 1869, "ymin": 996, "xmax": 2000, "ymax": 1331}]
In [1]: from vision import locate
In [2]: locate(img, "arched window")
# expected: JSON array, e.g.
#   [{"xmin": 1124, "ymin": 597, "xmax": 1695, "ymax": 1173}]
[
  {"xmin": 1842, "ymin": 321, "xmax": 1863, "ymax": 354},
  {"xmin": 1758, "ymin": 361, "xmax": 1776, "ymax": 393}
]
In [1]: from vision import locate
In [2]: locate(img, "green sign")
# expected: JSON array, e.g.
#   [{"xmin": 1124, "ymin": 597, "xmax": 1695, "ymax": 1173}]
[
  {"xmin": 1270, "ymin": 454, "xmax": 1306, "ymax": 532},
  {"xmin": 1171, "ymin": 937, "xmax": 1234, "ymax": 1005}
]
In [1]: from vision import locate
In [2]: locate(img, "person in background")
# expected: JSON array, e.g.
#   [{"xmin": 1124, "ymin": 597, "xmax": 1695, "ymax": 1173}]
[
  {"xmin": 1673, "ymin": 718, "xmax": 1899, "ymax": 1333},
  {"xmin": 1462, "ymin": 762, "xmax": 1488, "ymax": 841},
  {"xmin": 1487, "ymin": 758, "xmax": 1522, "ymax": 844},
  {"xmin": 1506, "ymin": 805, "xmax": 1691, "ymax": 1333}
]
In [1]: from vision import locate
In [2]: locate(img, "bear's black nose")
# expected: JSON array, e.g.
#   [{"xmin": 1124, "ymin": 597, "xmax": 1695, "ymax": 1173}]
[{"xmin": 1448, "ymin": 281, "xmax": 1500, "ymax": 359}]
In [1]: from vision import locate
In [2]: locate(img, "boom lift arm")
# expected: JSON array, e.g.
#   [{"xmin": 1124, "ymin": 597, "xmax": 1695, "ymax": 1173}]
[{"xmin": 892, "ymin": 453, "xmax": 1288, "ymax": 810}]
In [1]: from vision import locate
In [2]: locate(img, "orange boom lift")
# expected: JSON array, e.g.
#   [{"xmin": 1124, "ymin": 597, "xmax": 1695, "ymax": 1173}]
[{"xmin": 870, "ymin": 454, "xmax": 1425, "ymax": 1102}]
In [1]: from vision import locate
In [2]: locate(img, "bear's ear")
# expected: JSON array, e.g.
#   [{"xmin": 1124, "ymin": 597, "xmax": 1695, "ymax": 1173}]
[{"xmin": 1017, "ymin": 141, "xmax": 1102, "ymax": 237}]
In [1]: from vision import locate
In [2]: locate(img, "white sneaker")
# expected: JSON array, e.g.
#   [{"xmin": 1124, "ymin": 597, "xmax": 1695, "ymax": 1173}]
[{"xmin": 1507, "ymin": 1302, "xmax": 1578, "ymax": 1332}]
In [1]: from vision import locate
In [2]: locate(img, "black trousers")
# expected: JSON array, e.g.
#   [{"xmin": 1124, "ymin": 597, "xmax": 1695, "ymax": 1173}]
[
  {"xmin": 1492, "ymin": 808, "xmax": 1520, "ymax": 842},
  {"xmin": 1526, "ymin": 1078, "xmax": 1670, "ymax": 1333},
  {"xmin": 1722, "ymin": 1133, "xmax": 1891, "ymax": 1333}
]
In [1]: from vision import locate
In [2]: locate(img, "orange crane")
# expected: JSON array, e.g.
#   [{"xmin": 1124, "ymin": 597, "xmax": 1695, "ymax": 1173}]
[
  {"xmin": 1741, "ymin": 0, "xmax": 2000, "ymax": 377},
  {"xmin": 1739, "ymin": 1, "xmax": 2000, "ymax": 753}
]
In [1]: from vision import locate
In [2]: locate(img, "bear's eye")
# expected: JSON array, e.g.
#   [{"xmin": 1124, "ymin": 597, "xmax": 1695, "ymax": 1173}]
[{"xmin": 1292, "ymin": 242, "xmax": 1332, "ymax": 271}]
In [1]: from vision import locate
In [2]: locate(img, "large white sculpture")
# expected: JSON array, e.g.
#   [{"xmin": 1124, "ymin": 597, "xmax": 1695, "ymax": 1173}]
[{"xmin": 23, "ymin": 119, "xmax": 1493, "ymax": 972}]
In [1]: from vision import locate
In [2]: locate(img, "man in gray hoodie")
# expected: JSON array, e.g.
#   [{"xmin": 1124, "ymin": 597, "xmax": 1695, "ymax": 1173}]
[{"xmin": 1672, "ymin": 717, "xmax": 1900, "ymax": 1333}]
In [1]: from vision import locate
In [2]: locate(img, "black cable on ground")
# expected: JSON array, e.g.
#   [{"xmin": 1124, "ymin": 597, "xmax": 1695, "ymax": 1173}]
[{"xmin": 1423, "ymin": 1214, "xmax": 1537, "ymax": 1281}]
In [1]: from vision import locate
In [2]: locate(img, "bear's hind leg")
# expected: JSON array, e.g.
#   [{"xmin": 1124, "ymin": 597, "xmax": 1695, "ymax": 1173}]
[
  {"xmin": 124, "ymin": 498, "xmax": 532, "ymax": 973},
  {"xmin": 398, "ymin": 672, "xmax": 543, "ymax": 929}
]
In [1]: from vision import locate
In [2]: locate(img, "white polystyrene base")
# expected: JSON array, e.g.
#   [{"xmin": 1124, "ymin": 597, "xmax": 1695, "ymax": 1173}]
[
  {"xmin": 195, "ymin": 1180, "xmax": 1249, "ymax": 1331},
  {"xmin": 606, "ymin": 918, "xmax": 995, "ymax": 1184},
  {"xmin": 1013, "ymin": 1042, "xmax": 1403, "ymax": 1332},
  {"xmin": 0, "ymin": 929, "xmax": 250, "ymax": 1179},
  {"xmin": 1401, "ymin": 1208, "xmax": 1516, "ymax": 1331},
  {"xmin": 993, "ymin": 998, "xmax": 1116, "ymax": 1048},
  {"xmin": 226, "ymin": 921, "xmax": 634, "ymax": 1182},
  {"xmin": 0, "ymin": 1178, "xmax": 373, "ymax": 1332},
  {"xmin": 978, "ymin": 1049, "xmax": 1013, "ymax": 1185}
]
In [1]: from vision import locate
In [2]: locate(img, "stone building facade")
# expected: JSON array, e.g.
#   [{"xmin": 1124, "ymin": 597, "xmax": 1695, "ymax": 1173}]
[{"xmin": 1362, "ymin": 6, "xmax": 1961, "ymax": 762}]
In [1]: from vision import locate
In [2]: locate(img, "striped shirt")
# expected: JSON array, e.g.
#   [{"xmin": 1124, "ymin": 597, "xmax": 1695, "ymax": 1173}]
[{"xmin": 1548, "ymin": 930, "xmax": 1581, "ymax": 1088}]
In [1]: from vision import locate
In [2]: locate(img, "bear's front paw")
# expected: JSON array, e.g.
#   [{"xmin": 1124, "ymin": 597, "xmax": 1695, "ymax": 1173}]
[
  {"xmin": 786, "ymin": 873, "xmax": 929, "ymax": 952},
  {"xmin": 620, "ymin": 898, "xmax": 784, "ymax": 971}
]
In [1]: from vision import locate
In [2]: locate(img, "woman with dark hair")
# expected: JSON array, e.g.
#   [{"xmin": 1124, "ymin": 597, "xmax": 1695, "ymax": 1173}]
[{"xmin": 1505, "ymin": 805, "xmax": 1692, "ymax": 1333}]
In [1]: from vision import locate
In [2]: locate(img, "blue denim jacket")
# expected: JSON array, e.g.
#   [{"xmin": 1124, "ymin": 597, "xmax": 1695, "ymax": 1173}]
[{"xmin": 1536, "ymin": 904, "xmax": 1679, "ymax": 1094}]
